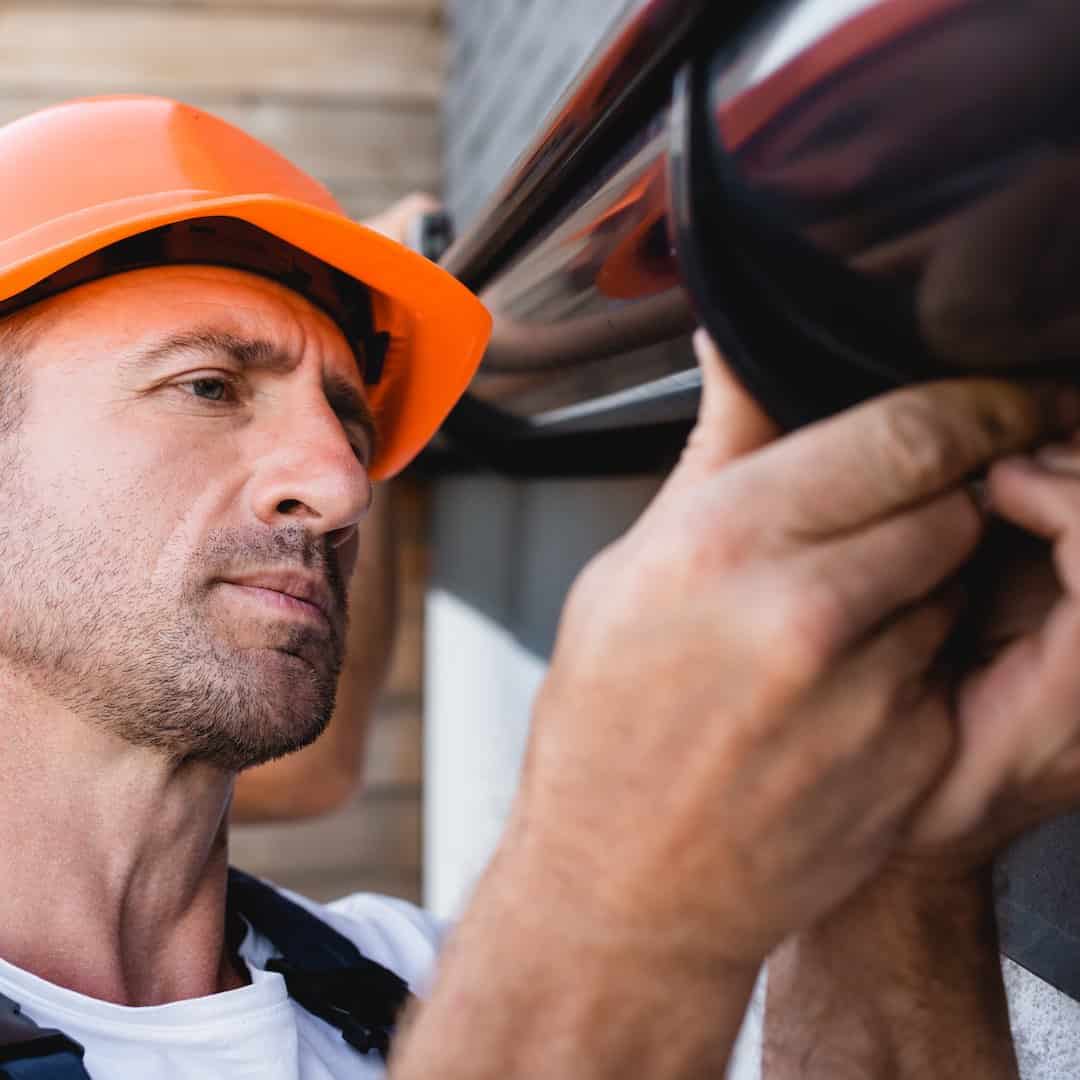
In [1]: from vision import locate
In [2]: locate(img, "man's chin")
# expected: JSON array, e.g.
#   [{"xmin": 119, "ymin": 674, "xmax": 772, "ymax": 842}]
[
  {"xmin": 165, "ymin": 646, "xmax": 338, "ymax": 771},
  {"xmin": 187, "ymin": 691, "xmax": 332, "ymax": 772}
]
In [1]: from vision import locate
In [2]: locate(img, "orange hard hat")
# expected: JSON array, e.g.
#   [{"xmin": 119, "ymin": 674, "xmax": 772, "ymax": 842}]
[{"xmin": 0, "ymin": 95, "xmax": 491, "ymax": 480}]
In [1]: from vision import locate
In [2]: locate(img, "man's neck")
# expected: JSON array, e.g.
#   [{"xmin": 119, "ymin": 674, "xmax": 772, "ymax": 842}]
[{"xmin": 0, "ymin": 674, "xmax": 240, "ymax": 1005}]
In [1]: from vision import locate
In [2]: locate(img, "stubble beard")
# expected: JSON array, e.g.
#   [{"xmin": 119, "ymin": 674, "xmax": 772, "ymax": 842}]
[{"xmin": 0, "ymin": 460, "xmax": 346, "ymax": 772}]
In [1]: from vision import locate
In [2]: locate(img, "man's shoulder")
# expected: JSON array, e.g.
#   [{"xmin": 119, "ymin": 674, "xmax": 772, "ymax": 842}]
[{"xmin": 270, "ymin": 882, "xmax": 448, "ymax": 994}]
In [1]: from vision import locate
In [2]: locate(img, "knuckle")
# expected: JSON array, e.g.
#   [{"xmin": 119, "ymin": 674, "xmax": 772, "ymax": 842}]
[
  {"xmin": 763, "ymin": 578, "xmax": 849, "ymax": 688},
  {"xmin": 875, "ymin": 396, "xmax": 961, "ymax": 494},
  {"xmin": 670, "ymin": 491, "xmax": 759, "ymax": 578},
  {"xmin": 695, "ymin": 518, "xmax": 753, "ymax": 576},
  {"xmin": 884, "ymin": 381, "xmax": 1048, "ymax": 483},
  {"xmin": 971, "ymin": 385, "xmax": 1034, "ymax": 450}
]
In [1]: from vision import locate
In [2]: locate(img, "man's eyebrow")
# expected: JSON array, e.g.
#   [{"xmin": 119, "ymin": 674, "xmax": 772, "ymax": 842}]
[
  {"xmin": 119, "ymin": 329, "xmax": 296, "ymax": 377},
  {"xmin": 121, "ymin": 328, "xmax": 378, "ymax": 459}
]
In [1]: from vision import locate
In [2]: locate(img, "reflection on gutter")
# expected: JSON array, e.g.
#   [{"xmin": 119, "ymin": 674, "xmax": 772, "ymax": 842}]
[
  {"xmin": 466, "ymin": 100, "xmax": 697, "ymax": 420},
  {"xmin": 443, "ymin": 0, "xmax": 714, "ymax": 290},
  {"xmin": 432, "ymin": 0, "xmax": 725, "ymax": 472},
  {"xmin": 528, "ymin": 366, "xmax": 701, "ymax": 435},
  {"xmin": 439, "ymin": 0, "xmax": 1004, "ymax": 469},
  {"xmin": 481, "ymin": 289, "xmax": 693, "ymax": 375}
]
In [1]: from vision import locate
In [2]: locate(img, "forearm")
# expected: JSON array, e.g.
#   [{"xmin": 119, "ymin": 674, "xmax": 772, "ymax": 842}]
[
  {"xmin": 764, "ymin": 867, "xmax": 1016, "ymax": 1078},
  {"xmin": 391, "ymin": 833, "xmax": 760, "ymax": 1079}
]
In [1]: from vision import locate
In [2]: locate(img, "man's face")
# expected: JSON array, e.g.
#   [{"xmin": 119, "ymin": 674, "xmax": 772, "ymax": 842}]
[{"xmin": 0, "ymin": 264, "xmax": 374, "ymax": 771}]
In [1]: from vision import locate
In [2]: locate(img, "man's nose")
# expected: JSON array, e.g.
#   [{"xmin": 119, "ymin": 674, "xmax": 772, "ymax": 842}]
[{"xmin": 250, "ymin": 399, "xmax": 372, "ymax": 546}]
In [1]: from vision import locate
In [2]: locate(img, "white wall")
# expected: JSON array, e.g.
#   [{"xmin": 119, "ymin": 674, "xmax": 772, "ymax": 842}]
[{"xmin": 423, "ymin": 472, "xmax": 662, "ymax": 918}]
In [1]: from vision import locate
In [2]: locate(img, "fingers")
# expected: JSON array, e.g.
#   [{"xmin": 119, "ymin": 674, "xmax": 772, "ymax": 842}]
[
  {"xmin": 910, "ymin": 443, "xmax": 1080, "ymax": 849},
  {"xmin": 988, "ymin": 449, "xmax": 1080, "ymax": 595},
  {"xmin": 361, "ymin": 192, "xmax": 442, "ymax": 245},
  {"xmin": 980, "ymin": 447, "xmax": 1080, "ymax": 774},
  {"xmin": 988, "ymin": 448, "xmax": 1080, "ymax": 539},
  {"xmin": 837, "ymin": 595, "xmax": 961, "ymax": 710},
  {"xmin": 909, "ymin": 630, "xmax": 1050, "ymax": 848},
  {"xmin": 800, "ymin": 602, "xmax": 959, "ymax": 853},
  {"xmin": 684, "ymin": 330, "xmax": 781, "ymax": 467},
  {"xmin": 742, "ymin": 379, "xmax": 1080, "ymax": 540},
  {"xmin": 803, "ymin": 489, "xmax": 980, "ymax": 636},
  {"xmin": 775, "ymin": 601, "xmax": 957, "ymax": 861}
]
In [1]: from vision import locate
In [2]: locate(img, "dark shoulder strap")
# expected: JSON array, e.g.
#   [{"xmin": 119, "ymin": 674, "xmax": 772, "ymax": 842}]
[
  {"xmin": 0, "ymin": 993, "xmax": 90, "ymax": 1080},
  {"xmin": 226, "ymin": 868, "xmax": 414, "ymax": 1060}
]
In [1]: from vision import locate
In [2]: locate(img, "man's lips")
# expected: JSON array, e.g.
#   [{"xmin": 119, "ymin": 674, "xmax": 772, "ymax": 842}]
[{"xmin": 215, "ymin": 570, "xmax": 336, "ymax": 628}]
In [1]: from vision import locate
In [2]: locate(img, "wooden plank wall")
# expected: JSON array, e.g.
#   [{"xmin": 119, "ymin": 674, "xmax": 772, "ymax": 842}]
[
  {"xmin": 0, "ymin": 0, "xmax": 444, "ymax": 904},
  {"xmin": 0, "ymin": 0, "xmax": 443, "ymax": 218}
]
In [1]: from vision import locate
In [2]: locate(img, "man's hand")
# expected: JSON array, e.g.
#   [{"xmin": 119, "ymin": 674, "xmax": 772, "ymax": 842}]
[
  {"xmin": 765, "ymin": 444, "xmax": 1080, "ymax": 1080},
  {"xmin": 523, "ymin": 337, "xmax": 1079, "ymax": 967},
  {"xmin": 905, "ymin": 442, "xmax": 1080, "ymax": 859},
  {"xmin": 393, "ymin": 335, "xmax": 1080, "ymax": 1080}
]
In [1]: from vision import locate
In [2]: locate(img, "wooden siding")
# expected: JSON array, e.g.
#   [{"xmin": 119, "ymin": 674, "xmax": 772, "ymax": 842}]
[
  {"xmin": 0, "ymin": 7, "xmax": 441, "ymax": 102},
  {"xmin": 0, "ymin": 2, "xmax": 444, "ymax": 220}
]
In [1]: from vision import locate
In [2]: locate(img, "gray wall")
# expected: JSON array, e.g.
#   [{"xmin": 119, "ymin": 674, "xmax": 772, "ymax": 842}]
[{"xmin": 423, "ymin": 473, "xmax": 663, "ymax": 917}]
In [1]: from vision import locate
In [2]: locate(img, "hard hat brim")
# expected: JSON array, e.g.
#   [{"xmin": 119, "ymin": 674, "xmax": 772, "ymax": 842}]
[{"xmin": 0, "ymin": 192, "xmax": 491, "ymax": 480}]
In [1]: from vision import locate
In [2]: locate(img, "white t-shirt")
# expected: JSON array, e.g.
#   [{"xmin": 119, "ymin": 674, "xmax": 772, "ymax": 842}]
[
  {"xmin": 0, "ymin": 885, "xmax": 443, "ymax": 1080},
  {"xmin": 12, "ymin": 885, "xmax": 1079, "ymax": 1078}
]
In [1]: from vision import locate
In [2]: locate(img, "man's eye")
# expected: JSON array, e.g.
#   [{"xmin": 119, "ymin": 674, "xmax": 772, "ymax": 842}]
[{"xmin": 186, "ymin": 377, "xmax": 231, "ymax": 402}]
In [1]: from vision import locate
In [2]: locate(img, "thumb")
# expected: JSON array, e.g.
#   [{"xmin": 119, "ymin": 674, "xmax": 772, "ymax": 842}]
[{"xmin": 683, "ymin": 329, "xmax": 780, "ymax": 471}]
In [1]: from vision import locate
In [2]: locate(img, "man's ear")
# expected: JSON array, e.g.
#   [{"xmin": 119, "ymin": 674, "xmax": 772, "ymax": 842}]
[{"xmin": 683, "ymin": 329, "xmax": 780, "ymax": 471}]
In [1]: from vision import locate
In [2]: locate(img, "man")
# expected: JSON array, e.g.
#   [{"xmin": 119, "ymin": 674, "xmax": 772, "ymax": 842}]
[
  {"xmin": 3, "ymin": 94, "xmax": 1080, "ymax": 1079},
  {"xmin": 0, "ymin": 96, "xmax": 486, "ymax": 1078}
]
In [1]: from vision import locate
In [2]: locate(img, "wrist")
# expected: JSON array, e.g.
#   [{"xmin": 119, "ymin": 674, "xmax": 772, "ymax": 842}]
[
  {"xmin": 765, "ymin": 866, "xmax": 1016, "ymax": 1078},
  {"xmin": 395, "ymin": 820, "xmax": 761, "ymax": 1079},
  {"xmin": 504, "ymin": 765, "xmax": 773, "ymax": 972}
]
